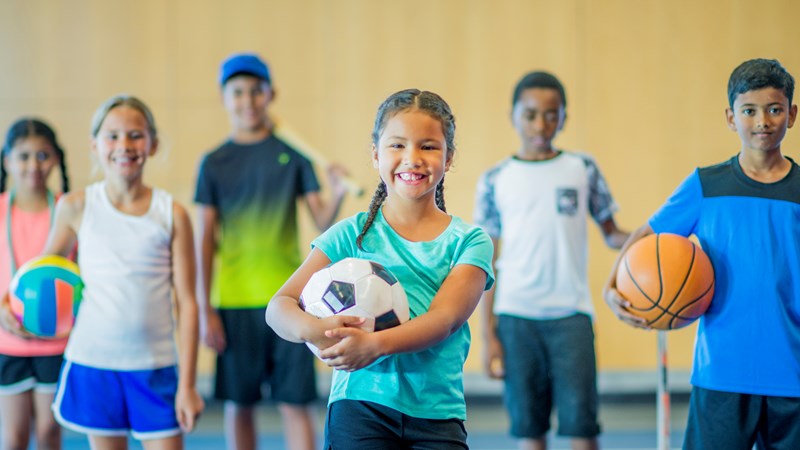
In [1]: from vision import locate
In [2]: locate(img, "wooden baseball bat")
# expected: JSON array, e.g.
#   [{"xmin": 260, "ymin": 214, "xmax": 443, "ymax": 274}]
[{"xmin": 273, "ymin": 117, "xmax": 365, "ymax": 197}]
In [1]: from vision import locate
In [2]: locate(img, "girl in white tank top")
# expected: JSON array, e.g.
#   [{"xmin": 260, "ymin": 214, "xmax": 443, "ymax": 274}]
[{"xmin": 40, "ymin": 95, "xmax": 204, "ymax": 449}]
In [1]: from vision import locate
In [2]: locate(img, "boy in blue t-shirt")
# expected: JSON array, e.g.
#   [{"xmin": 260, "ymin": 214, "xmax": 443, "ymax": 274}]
[{"xmin": 605, "ymin": 58, "xmax": 800, "ymax": 449}]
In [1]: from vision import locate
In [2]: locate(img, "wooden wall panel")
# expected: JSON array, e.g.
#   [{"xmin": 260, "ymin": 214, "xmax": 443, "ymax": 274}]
[{"xmin": 1, "ymin": 0, "xmax": 798, "ymax": 377}]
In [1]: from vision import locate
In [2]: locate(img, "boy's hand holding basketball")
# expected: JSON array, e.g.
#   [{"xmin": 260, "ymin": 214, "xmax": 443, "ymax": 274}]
[
  {"xmin": 603, "ymin": 285, "xmax": 649, "ymax": 329},
  {"xmin": 604, "ymin": 224, "xmax": 653, "ymax": 330}
]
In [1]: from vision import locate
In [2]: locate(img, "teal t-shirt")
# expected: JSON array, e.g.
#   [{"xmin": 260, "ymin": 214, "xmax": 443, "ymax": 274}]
[{"xmin": 312, "ymin": 209, "xmax": 495, "ymax": 420}]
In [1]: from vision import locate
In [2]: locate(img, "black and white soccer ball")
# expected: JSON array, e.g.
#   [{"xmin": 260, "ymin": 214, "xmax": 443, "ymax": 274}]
[{"xmin": 300, "ymin": 257, "xmax": 410, "ymax": 358}]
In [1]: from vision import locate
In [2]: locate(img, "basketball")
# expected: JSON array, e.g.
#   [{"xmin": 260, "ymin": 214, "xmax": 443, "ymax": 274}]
[
  {"xmin": 8, "ymin": 255, "xmax": 83, "ymax": 339},
  {"xmin": 615, "ymin": 233, "xmax": 714, "ymax": 330}
]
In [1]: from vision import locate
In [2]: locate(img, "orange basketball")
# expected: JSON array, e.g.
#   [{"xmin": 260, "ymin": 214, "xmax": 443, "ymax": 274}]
[{"xmin": 615, "ymin": 233, "xmax": 715, "ymax": 330}]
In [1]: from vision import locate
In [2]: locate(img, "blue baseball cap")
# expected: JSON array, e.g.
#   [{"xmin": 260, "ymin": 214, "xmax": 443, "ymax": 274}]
[{"xmin": 219, "ymin": 52, "xmax": 271, "ymax": 86}]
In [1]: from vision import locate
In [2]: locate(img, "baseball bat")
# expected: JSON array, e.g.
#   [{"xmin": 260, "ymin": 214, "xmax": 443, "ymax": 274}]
[{"xmin": 273, "ymin": 117, "xmax": 365, "ymax": 197}]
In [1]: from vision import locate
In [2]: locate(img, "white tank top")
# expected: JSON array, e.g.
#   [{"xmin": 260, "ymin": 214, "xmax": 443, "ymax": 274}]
[{"xmin": 66, "ymin": 182, "xmax": 177, "ymax": 370}]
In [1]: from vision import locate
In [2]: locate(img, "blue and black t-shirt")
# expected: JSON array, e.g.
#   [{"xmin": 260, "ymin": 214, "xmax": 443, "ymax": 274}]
[{"xmin": 649, "ymin": 155, "xmax": 800, "ymax": 397}]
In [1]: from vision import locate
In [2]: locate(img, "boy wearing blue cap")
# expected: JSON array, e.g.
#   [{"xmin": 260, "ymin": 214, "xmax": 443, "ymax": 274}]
[{"xmin": 194, "ymin": 52, "xmax": 347, "ymax": 450}]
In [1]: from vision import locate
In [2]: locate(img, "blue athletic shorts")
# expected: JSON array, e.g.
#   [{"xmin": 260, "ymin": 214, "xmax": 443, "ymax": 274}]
[
  {"xmin": 683, "ymin": 386, "xmax": 800, "ymax": 450},
  {"xmin": 497, "ymin": 313, "xmax": 601, "ymax": 439},
  {"xmin": 52, "ymin": 361, "xmax": 181, "ymax": 440},
  {"xmin": 0, "ymin": 353, "xmax": 62, "ymax": 395}
]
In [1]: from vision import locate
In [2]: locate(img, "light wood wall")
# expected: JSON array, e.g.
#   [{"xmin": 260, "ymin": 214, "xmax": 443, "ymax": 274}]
[{"xmin": 2, "ymin": 0, "xmax": 799, "ymax": 376}]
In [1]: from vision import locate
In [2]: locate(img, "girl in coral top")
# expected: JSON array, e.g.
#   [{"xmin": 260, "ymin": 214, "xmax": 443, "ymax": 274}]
[{"xmin": 0, "ymin": 118, "xmax": 71, "ymax": 450}]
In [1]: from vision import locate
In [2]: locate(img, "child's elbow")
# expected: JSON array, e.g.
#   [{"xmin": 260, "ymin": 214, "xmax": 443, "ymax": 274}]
[
  {"xmin": 443, "ymin": 313, "xmax": 470, "ymax": 339},
  {"xmin": 265, "ymin": 299, "xmax": 283, "ymax": 329},
  {"xmin": 265, "ymin": 297, "xmax": 291, "ymax": 327}
]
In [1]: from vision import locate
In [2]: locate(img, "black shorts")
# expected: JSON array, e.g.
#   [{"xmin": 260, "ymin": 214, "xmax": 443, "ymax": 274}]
[
  {"xmin": 683, "ymin": 386, "xmax": 800, "ymax": 450},
  {"xmin": 496, "ymin": 313, "xmax": 601, "ymax": 439},
  {"xmin": 0, "ymin": 353, "xmax": 63, "ymax": 395},
  {"xmin": 325, "ymin": 400, "xmax": 468, "ymax": 450},
  {"xmin": 214, "ymin": 308, "xmax": 317, "ymax": 406}
]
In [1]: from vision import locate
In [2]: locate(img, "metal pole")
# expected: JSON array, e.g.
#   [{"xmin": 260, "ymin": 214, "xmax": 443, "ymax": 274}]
[{"xmin": 657, "ymin": 331, "xmax": 671, "ymax": 450}]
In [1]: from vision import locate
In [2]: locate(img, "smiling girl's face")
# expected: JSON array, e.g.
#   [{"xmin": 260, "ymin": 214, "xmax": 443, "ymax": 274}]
[{"xmin": 372, "ymin": 109, "xmax": 451, "ymax": 205}]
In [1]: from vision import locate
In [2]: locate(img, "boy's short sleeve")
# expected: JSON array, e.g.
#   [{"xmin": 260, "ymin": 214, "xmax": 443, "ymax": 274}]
[
  {"xmin": 584, "ymin": 155, "xmax": 619, "ymax": 224},
  {"xmin": 295, "ymin": 152, "xmax": 321, "ymax": 197},
  {"xmin": 194, "ymin": 154, "xmax": 217, "ymax": 206},
  {"xmin": 648, "ymin": 169, "xmax": 702, "ymax": 237},
  {"xmin": 473, "ymin": 170, "xmax": 501, "ymax": 239}
]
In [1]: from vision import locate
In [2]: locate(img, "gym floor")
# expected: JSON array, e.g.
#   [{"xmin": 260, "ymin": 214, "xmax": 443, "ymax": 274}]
[{"xmin": 59, "ymin": 394, "xmax": 690, "ymax": 449}]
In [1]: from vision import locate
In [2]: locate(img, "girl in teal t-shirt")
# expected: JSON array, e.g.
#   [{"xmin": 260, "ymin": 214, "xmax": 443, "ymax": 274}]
[{"xmin": 267, "ymin": 89, "xmax": 494, "ymax": 448}]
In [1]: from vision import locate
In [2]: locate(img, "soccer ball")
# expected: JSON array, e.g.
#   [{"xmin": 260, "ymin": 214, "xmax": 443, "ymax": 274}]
[{"xmin": 300, "ymin": 257, "xmax": 410, "ymax": 358}]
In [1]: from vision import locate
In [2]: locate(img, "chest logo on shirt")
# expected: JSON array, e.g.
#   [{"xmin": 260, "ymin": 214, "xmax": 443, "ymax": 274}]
[
  {"xmin": 556, "ymin": 188, "xmax": 578, "ymax": 216},
  {"xmin": 278, "ymin": 153, "xmax": 290, "ymax": 165}
]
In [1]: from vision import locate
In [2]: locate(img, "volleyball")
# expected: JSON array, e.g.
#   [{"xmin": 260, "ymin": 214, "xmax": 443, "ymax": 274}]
[{"xmin": 8, "ymin": 255, "xmax": 83, "ymax": 338}]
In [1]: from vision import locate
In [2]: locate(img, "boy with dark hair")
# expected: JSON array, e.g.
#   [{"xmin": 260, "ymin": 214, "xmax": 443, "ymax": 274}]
[
  {"xmin": 474, "ymin": 71, "xmax": 629, "ymax": 450},
  {"xmin": 604, "ymin": 58, "xmax": 800, "ymax": 449},
  {"xmin": 195, "ymin": 52, "xmax": 347, "ymax": 450}
]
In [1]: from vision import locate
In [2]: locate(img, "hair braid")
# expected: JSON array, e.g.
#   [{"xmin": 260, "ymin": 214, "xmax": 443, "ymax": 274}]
[
  {"xmin": 435, "ymin": 176, "xmax": 446, "ymax": 212},
  {"xmin": 356, "ymin": 181, "xmax": 387, "ymax": 251},
  {"xmin": 0, "ymin": 157, "xmax": 6, "ymax": 193},
  {"xmin": 55, "ymin": 144, "xmax": 70, "ymax": 193}
]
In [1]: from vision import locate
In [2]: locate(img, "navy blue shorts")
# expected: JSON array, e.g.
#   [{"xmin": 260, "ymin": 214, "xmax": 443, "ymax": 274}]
[
  {"xmin": 683, "ymin": 386, "xmax": 800, "ymax": 450},
  {"xmin": 215, "ymin": 308, "xmax": 317, "ymax": 406},
  {"xmin": 0, "ymin": 353, "xmax": 62, "ymax": 395},
  {"xmin": 325, "ymin": 400, "xmax": 468, "ymax": 449},
  {"xmin": 497, "ymin": 313, "xmax": 601, "ymax": 439},
  {"xmin": 52, "ymin": 361, "xmax": 181, "ymax": 440}
]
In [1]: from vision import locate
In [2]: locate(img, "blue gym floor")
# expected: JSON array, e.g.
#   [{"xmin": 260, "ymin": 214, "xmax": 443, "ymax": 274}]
[{"xmin": 56, "ymin": 395, "xmax": 688, "ymax": 449}]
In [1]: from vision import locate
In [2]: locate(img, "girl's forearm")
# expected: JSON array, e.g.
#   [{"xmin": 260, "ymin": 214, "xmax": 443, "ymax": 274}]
[
  {"xmin": 177, "ymin": 298, "xmax": 200, "ymax": 389},
  {"xmin": 266, "ymin": 296, "xmax": 317, "ymax": 343}
]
